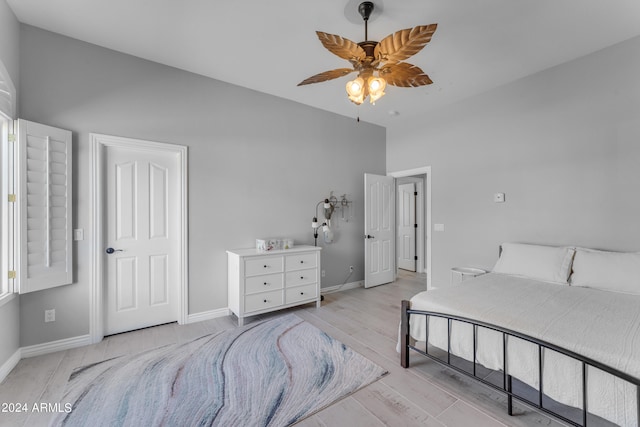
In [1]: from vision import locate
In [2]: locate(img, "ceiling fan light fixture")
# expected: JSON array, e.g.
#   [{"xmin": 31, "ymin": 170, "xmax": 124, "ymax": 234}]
[
  {"xmin": 346, "ymin": 77, "xmax": 366, "ymax": 105},
  {"xmin": 367, "ymin": 76, "xmax": 386, "ymax": 104},
  {"xmin": 298, "ymin": 2, "xmax": 437, "ymax": 107}
]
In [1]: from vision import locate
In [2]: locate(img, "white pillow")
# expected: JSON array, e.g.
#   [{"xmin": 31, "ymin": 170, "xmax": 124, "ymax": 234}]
[
  {"xmin": 570, "ymin": 248, "xmax": 640, "ymax": 295},
  {"xmin": 492, "ymin": 243, "xmax": 575, "ymax": 284}
]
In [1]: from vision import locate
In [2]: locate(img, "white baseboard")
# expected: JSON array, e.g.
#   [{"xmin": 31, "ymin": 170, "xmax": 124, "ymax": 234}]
[
  {"xmin": 187, "ymin": 308, "xmax": 230, "ymax": 324},
  {"xmin": 321, "ymin": 280, "xmax": 363, "ymax": 294},
  {"xmin": 0, "ymin": 280, "xmax": 364, "ymax": 381},
  {"xmin": 0, "ymin": 349, "xmax": 21, "ymax": 383},
  {"xmin": 21, "ymin": 334, "xmax": 92, "ymax": 359},
  {"xmin": 186, "ymin": 282, "xmax": 364, "ymax": 322},
  {"xmin": 11, "ymin": 286, "xmax": 360, "ymax": 367}
]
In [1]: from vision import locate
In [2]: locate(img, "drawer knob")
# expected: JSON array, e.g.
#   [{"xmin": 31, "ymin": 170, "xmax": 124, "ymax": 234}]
[
  {"xmin": 300, "ymin": 276, "xmax": 304, "ymax": 279},
  {"xmin": 263, "ymin": 282, "xmax": 268, "ymax": 285},
  {"xmin": 263, "ymin": 299, "xmax": 268, "ymax": 303},
  {"xmin": 300, "ymin": 260, "xmax": 304, "ymax": 264},
  {"xmin": 300, "ymin": 292, "xmax": 304, "ymax": 295},
  {"xmin": 263, "ymin": 265, "xmax": 268, "ymax": 268}
]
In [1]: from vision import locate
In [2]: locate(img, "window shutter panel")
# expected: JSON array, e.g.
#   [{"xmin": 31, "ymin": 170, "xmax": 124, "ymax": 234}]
[
  {"xmin": 17, "ymin": 119, "xmax": 73, "ymax": 293},
  {"xmin": 0, "ymin": 78, "xmax": 14, "ymax": 118}
]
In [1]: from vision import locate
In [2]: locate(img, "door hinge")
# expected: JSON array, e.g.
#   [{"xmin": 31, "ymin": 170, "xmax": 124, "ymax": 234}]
[
  {"xmin": 414, "ymin": 256, "xmax": 418, "ymax": 261},
  {"xmin": 414, "ymin": 223, "xmax": 418, "ymax": 228},
  {"xmin": 8, "ymin": 194, "xmax": 16, "ymax": 203},
  {"xmin": 414, "ymin": 191, "xmax": 418, "ymax": 196},
  {"xmin": 8, "ymin": 271, "xmax": 16, "ymax": 279},
  {"xmin": 8, "ymin": 134, "xmax": 16, "ymax": 142}
]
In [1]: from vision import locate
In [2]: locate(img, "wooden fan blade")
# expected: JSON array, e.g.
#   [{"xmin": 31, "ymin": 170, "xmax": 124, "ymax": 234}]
[
  {"xmin": 374, "ymin": 24, "xmax": 437, "ymax": 63},
  {"xmin": 379, "ymin": 62, "xmax": 433, "ymax": 87},
  {"xmin": 316, "ymin": 31, "xmax": 366, "ymax": 63},
  {"xmin": 297, "ymin": 68, "xmax": 356, "ymax": 86}
]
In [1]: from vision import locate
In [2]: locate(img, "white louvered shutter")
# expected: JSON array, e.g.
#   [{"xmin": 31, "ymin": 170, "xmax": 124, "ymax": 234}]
[
  {"xmin": 16, "ymin": 119, "xmax": 73, "ymax": 293},
  {"xmin": 0, "ymin": 78, "xmax": 14, "ymax": 118}
]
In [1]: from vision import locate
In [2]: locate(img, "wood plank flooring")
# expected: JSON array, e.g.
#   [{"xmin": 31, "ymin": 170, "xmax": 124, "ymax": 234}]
[{"xmin": 0, "ymin": 273, "xmax": 567, "ymax": 427}]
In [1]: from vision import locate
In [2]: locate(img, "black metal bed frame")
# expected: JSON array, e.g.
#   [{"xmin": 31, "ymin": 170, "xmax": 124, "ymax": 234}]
[{"xmin": 400, "ymin": 300, "xmax": 640, "ymax": 427}]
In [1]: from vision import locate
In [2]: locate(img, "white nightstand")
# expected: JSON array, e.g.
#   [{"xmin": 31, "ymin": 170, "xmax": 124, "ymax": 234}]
[{"xmin": 450, "ymin": 267, "xmax": 487, "ymax": 286}]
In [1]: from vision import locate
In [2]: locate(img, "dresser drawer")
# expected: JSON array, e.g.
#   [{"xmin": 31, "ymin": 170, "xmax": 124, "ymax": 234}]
[
  {"xmin": 286, "ymin": 283, "xmax": 318, "ymax": 305},
  {"xmin": 245, "ymin": 273, "xmax": 284, "ymax": 295},
  {"xmin": 286, "ymin": 253, "xmax": 317, "ymax": 271},
  {"xmin": 245, "ymin": 256, "xmax": 284, "ymax": 277},
  {"xmin": 285, "ymin": 268, "xmax": 317, "ymax": 287},
  {"xmin": 245, "ymin": 290, "xmax": 283, "ymax": 313}
]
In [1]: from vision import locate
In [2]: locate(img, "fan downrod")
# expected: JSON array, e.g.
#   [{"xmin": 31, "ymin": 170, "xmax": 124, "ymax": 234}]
[{"xmin": 358, "ymin": 2, "xmax": 374, "ymax": 40}]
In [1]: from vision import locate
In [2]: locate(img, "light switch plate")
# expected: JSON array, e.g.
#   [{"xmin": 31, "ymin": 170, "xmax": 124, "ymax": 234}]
[{"xmin": 74, "ymin": 229, "xmax": 84, "ymax": 241}]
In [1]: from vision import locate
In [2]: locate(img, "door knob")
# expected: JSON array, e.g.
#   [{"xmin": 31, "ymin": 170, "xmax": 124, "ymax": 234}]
[
  {"xmin": 105, "ymin": 247, "xmax": 124, "ymax": 254},
  {"xmin": 365, "ymin": 235, "xmax": 375, "ymax": 239}
]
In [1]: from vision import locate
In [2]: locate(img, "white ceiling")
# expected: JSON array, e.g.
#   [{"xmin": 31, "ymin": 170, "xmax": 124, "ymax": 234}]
[{"xmin": 7, "ymin": 0, "xmax": 640, "ymax": 127}]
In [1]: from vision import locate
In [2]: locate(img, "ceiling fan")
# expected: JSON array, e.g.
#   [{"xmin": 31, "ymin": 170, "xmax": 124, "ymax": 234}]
[{"xmin": 297, "ymin": 1, "xmax": 437, "ymax": 106}]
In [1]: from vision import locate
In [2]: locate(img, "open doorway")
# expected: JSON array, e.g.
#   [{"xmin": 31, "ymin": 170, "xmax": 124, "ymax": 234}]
[
  {"xmin": 389, "ymin": 167, "xmax": 431, "ymax": 289},
  {"xmin": 363, "ymin": 167, "xmax": 431, "ymax": 289}
]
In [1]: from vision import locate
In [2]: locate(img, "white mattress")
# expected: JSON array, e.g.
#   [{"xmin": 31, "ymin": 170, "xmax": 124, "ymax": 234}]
[{"xmin": 405, "ymin": 273, "xmax": 640, "ymax": 427}]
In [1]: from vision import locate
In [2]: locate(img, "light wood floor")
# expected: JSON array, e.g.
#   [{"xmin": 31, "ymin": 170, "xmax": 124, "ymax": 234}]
[{"xmin": 0, "ymin": 273, "xmax": 568, "ymax": 427}]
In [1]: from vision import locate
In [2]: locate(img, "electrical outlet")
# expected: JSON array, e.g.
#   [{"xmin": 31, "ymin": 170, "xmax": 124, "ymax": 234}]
[
  {"xmin": 349, "ymin": 266, "xmax": 354, "ymax": 272},
  {"xmin": 45, "ymin": 309, "xmax": 55, "ymax": 323},
  {"xmin": 321, "ymin": 270, "xmax": 325, "ymax": 277}
]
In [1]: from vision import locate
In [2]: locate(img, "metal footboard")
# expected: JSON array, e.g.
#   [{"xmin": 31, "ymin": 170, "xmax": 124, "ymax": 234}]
[{"xmin": 400, "ymin": 300, "xmax": 640, "ymax": 427}]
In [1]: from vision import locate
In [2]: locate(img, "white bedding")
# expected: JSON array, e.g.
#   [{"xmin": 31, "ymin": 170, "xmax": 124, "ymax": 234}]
[{"xmin": 404, "ymin": 273, "xmax": 640, "ymax": 427}]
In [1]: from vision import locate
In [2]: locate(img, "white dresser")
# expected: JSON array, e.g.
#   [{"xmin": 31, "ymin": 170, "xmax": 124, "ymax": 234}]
[{"xmin": 227, "ymin": 245, "xmax": 322, "ymax": 326}]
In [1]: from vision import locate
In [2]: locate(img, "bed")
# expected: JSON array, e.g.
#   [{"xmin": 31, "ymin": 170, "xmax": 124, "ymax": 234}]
[{"xmin": 399, "ymin": 243, "xmax": 640, "ymax": 427}]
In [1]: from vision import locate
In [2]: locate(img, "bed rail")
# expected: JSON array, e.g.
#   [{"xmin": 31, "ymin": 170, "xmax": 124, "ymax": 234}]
[{"xmin": 400, "ymin": 300, "xmax": 640, "ymax": 427}]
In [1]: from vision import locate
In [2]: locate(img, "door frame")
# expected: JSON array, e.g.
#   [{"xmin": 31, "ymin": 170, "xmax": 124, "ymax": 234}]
[
  {"xmin": 89, "ymin": 134, "xmax": 188, "ymax": 343},
  {"xmin": 388, "ymin": 166, "xmax": 432, "ymax": 289},
  {"xmin": 0, "ymin": 60, "xmax": 16, "ymax": 302}
]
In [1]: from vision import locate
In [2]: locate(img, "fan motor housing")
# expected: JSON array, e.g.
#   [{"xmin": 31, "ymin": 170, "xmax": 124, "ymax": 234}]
[{"xmin": 358, "ymin": 40, "xmax": 378, "ymax": 58}]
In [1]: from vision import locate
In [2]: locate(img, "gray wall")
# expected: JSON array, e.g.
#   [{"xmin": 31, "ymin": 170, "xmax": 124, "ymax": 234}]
[
  {"xmin": 0, "ymin": 0, "xmax": 19, "ymax": 85},
  {"xmin": 387, "ymin": 35, "xmax": 640, "ymax": 287},
  {"xmin": 18, "ymin": 25, "xmax": 385, "ymax": 346},
  {"xmin": 0, "ymin": 0, "xmax": 20, "ymax": 371}
]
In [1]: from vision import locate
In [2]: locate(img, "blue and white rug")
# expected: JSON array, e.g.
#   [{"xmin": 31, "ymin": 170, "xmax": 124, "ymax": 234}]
[{"xmin": 52, "ymin": 314, "xmax": 387, "ymax": 426}]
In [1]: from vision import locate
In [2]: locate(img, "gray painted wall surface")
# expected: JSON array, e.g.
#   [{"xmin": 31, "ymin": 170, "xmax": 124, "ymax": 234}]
[
  {"xmin": 387, "ymin": 35, "xmax": 640, "ymax": 287},
  {"xmin": 0, "ymin": 297, "xmax": 19, "ymax": 365},
  {"xmin": 18, "ymin": 25, "xmax": 385, "ymax": 347},
  {"xmin": 0, "ymin": 0, "xmax": 20, "ymax": 371},
  {"xmin": 0, "ymin": 0, "xmax": 19, "ymax": 85}
]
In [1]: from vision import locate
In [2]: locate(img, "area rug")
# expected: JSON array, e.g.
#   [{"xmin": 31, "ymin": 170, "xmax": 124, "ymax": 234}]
[{"xmin": 51, "ymin": 314, "xmax": 387, "ymax": 426}]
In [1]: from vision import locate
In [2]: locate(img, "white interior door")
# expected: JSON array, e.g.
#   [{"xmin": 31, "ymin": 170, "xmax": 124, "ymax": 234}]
[
  {"xmin": 397, "ymin": 182, "xmax": 416, "ymax": 271},
  {"xmin": 364, "ymin": 173, "xmax": 395, "ymax": 288},
  {"xmin": 105, "ymin": 144, "xmax": 179, "ymax": 335}
]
